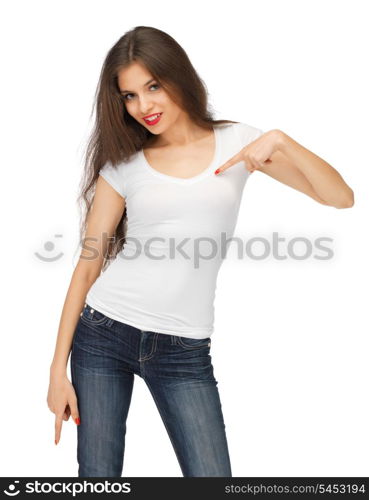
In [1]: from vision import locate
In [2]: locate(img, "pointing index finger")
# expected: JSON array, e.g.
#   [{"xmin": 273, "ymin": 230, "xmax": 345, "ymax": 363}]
[
  {"xmin": 55, "ymin": 414, "xmax": 63, "ymax": 445},
  {"xmin": 214, "ymin": 151, "xmax": 244, "ymax": 175}
]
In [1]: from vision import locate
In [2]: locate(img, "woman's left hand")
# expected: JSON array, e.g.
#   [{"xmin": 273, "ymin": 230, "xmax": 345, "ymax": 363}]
[{"xmin": 214, "ymin": 129, "xmax": 282, "ymax": 175}]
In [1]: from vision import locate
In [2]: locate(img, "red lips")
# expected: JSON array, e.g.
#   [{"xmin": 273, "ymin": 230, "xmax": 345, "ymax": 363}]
[
  {"xmin": 143, "ymin": 112, "xmax": 161, "ymax": 119},
  {"xmin": 143, "ymin": 113, "xmax": 162, "ymax": 126}
]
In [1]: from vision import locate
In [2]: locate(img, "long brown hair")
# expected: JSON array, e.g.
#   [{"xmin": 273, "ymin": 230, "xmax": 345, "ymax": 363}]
[{"xmin": 77, "ymin": 26, "xmax": 237, "ymax": 272}]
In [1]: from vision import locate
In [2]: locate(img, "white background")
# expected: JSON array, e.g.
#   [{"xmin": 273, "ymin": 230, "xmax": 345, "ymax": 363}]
[{"xmin": 1, "ymin": 0, "xmax": 367, "ymax": 477}]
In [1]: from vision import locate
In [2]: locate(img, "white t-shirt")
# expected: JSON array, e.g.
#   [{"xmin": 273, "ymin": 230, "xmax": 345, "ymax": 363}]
[{"xmin": 85, "ymin": 121, "xmax": 264, "ymax": 339}]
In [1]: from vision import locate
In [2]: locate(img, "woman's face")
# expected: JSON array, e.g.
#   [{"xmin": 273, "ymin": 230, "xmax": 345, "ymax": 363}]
[{"xmin": 117, "ymin": 62, "xmax": 184, "ymax": 135}]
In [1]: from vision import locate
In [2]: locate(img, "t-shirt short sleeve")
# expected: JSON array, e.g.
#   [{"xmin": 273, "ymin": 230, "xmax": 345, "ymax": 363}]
[
  {"xmin": 99, "ymin": 161, "xmax": 127, "ymax": 198},
  {"xmin": 233, "ymin": 122, "xmax": 264, "ymax": 149}
]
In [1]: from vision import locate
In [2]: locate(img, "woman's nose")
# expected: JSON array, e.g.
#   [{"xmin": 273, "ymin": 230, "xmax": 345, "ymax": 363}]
[{"xmin": 139, "ymin": 97, "xmax": 154, "ymax": 115}]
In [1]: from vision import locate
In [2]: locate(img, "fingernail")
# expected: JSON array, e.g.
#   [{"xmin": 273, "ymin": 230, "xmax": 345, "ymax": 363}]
[
  {"xmin": 55, "ymin": 439, "xmax": 58, "ymax": 445},
  {"xmin": 214, "ymin": 168, "xmax": 221, "ymax": 175},
  {"xmin": 75, "ymin": 417, "xmax": 80, "ymax": 425}
]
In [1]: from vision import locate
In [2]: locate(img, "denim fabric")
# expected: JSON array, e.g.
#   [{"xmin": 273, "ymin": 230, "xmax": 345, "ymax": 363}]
[{"xmin": 70, "ymin": 303, "xmax": 232, "ymax": 477}]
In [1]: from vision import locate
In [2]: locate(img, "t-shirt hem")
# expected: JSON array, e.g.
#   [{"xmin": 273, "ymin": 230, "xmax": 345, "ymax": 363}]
[{"xmin": 85, "ymin": 293, "xmax": 213, "ymax": 339}]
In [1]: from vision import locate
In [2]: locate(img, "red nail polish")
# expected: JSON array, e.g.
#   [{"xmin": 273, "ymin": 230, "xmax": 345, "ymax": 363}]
[
  {"xmin": 75, "ymin": 417, "xmax": 80, "ymax": 425},
  {"xmin": 214, "ymin": 168, "xmax": 220, "ymax": 175}
]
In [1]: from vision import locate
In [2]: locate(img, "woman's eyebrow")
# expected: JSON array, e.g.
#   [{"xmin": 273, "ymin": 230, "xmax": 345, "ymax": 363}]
[{"xmin": 120, "ymin": 78, "xmax": 156, "ymax": 93}]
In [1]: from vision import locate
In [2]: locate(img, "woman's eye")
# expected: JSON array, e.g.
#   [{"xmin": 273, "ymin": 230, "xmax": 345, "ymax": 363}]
[{"xmin": 122, "ymin": 83, "xmax": 160, "ymax": 101}]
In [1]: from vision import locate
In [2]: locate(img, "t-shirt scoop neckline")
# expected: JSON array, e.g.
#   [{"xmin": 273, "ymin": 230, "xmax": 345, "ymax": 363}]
[{"xmin": 139, "ymin": 125, "xmax": 220, "ymax": 184}]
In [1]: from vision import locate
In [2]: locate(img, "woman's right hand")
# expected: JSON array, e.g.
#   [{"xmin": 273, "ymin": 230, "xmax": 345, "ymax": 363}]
[{"xmin": 47, "ymin": 372, "xmax": 80, "ymax": 445}]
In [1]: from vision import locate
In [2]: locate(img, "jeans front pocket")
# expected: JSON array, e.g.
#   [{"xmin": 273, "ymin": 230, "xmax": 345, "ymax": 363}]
[
  {"xmin": 174, "ymin": 335, "xmax": 211, "ymax": 349},
  {"xmin": 79, "ymin": 303, "xmax": 110, "ymax": 326}
]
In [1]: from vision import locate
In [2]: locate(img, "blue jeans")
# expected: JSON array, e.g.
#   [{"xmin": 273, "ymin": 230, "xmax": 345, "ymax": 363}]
[{"xmin": 70, "ymin": 303, "xmax": 232, "ymax": 477}]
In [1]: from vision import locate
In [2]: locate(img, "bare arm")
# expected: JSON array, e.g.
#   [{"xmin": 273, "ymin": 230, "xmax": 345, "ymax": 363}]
[
  {"xmin": 258, "ymin": 131, "xmax": 354, "ymax": 208},
  {"xmin": 49, "ymin": 175, "xmax": 126, "ymax": 377},
  {"xmin": 49, "ymin": 269, "xmax": 99, "ymax": 377},
  {"xmin": 48, "ymin": 174, "xmax": 125, "ymax": 444},
  {"xmin": 215, "ymin": 129, "xmax": 354, "ymax": 209}
]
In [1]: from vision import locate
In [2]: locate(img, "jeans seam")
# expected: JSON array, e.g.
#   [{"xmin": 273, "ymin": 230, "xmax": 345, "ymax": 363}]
[
  {"xmin": 80, "ymin": 315, "xmax": 109, "ymax": 327},
  {"xmin": 143, "ymin": 378, "xmax": 186, "ymax": 477},
  {"xmin": 138, "ymin": 332, "xmax": 159, "ymax": 361},
  {"xmin": 176, "ymin": 336, "xmax": 211, "ymax": 349}
]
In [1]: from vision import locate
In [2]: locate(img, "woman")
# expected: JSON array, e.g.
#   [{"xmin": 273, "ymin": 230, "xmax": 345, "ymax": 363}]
[{"xmin": 47, "ymin": 26, "xmax": 354, "ymax": 478}]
